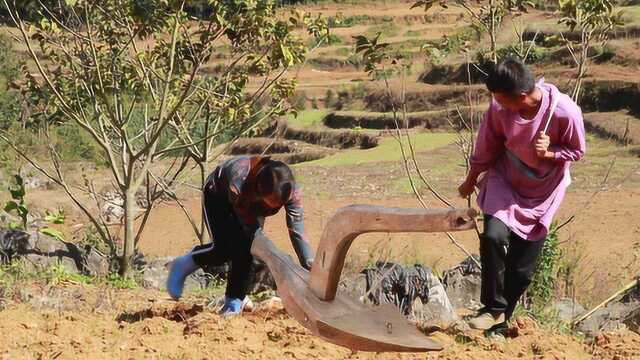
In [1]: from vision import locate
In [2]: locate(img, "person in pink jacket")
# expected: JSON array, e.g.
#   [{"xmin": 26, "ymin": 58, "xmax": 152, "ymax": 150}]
[{"xmin": 458, "ymin": 57, "xmax": 586, "ymax": 332}]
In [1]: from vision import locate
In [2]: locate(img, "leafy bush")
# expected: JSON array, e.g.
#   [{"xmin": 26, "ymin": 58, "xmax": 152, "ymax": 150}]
[
  {"xmin": 3, "ymin": 175, "xmax": 28, "ymax": 230},
  {"xmin": 328, "ymin": 14, "xmax": 371, "ymax": 28},
  {"xmin": 291, "ymin": 91, "xmax": 307, "ymax": 111},
  {"xmin": 309, "ymin": 34, "xmax": 343, "ymax": 48},
  {"xmin": 527, "ymin": 224, "xmax": 562, "ymax": 312},
  {"xmin": 594, "ymin": 44, "xmax": 617, "ymax": 63},
  {"xmin": 366, "ymin": 23, "xmax": 400, "ymax": 38},
  {"xmin": 106, "ymin": 273, "xmax": 137, "ymax": 289},
  {"xmin": 0, "ymin": 34, "xmax": 21, "ymax": 132},
  {"xmin": 335, "ymin": 47, "xmax": 351, "ymax": 57}
]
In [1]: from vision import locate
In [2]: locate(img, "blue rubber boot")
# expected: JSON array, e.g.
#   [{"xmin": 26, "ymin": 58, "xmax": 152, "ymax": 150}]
[
  {"xmin": 166, "ymin": 252, "xmax": 198, "ymax": 300},
  {"xmin": 219, "ymin": 297, "xmax": 243, "ymax": 317}
]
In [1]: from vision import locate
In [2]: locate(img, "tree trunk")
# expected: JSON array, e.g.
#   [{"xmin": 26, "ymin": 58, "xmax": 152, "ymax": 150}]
[{"xmin": 120, "ymin": 188, "xmax": 136, "ymax": 276}]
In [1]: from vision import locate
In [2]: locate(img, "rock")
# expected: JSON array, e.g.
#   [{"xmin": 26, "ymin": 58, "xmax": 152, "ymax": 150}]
[
  {"xmin": 339, "ymin": 273, "xmax": 368, "ymax": 300},
  {"xmin": 83, "ymin": 247, "xmax": 110, "ymax": 277},
  {"xmin": 0, "ymin": 229, "xmax": 110, "ymax": 276},
  {"xmin": 140, "ymin": 257, "xmax": 208, "ymax": 291},
  {"xmin": 551, "ymin": 298, "xmax": 586, "ymax": 323},
  {"xmin": 410, "ymin": 279, "xmax": 458, "ymax": 329},
  {"xmin": 362, "ymin": 262, "xmax": 458, "ymax": 328},
  {"xmin": 258, "ymin": 297, "xmax": 283, "ymax": 313},
  {"xmin": 201, "ymin": 258, "xmax": 275, "ymax": 294},
  {"xmin": 0, "ymin": 229, "xmax": 83, "ymax": 273},
  {"xmin": 442, "ymin": 255, "xmax": 482, "ymax": 310},
  {"xmin": 19, "ymin": 164, "xmax": 54, "ymax": 190},
  {"xmin": 100, "ymin": 190, "xmax": 149, "ymax": 223},
  {"xmin": 140, "ymin": 256, "xmax": 275, "ymax": 295},
  {"xmin": 101, "ymin": 191, "xmax": 125, "ymax": 223},
  {"xmin": 577, "ymin": 284, "xmax": 640, "ymax": 337}
]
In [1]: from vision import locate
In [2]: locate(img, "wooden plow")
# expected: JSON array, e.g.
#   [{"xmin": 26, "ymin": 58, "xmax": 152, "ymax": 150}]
[{"xmin": 251, "ymin": 205, "xmax": 477, "ymax": 352}]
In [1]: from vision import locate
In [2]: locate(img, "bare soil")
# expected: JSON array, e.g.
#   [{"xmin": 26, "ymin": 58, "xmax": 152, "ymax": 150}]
[{"xmin": 2, "ymin": 283, "xmax": 639, "ymax": 359}]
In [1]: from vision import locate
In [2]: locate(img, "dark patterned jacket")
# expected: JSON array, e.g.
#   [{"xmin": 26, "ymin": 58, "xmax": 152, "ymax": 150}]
[{"xmin": 205, "ymin": 155, "xmax": 313, "ymax": 267}]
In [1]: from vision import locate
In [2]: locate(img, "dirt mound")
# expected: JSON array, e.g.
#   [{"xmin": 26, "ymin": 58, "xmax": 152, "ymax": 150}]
[
  {"xmin": 226, "ymin": 137, "xmax": 337, "ymax": 164},
  {"xmin": 363, "ymin": 86, "xmax": 489, "ymax": 112},
  {"xmin": 523, "ymin": 25, "xmax": 640, "ymax": 45},
  {"xmin": 323, "ymin": 107, "xmax": 484, "ymax": 130},
  {"xmin": 580, "ymin": 80, "xmax": 640, "ymax": 115},
  {"xmin": 589, "ymin": 331, "xmax": 640, "ymax": 359},
  {"xmin": 307, "ymin": 57, "xmax": 356, "ymax": 71},
  {"xmin": 419, "ymin": 63, "xmax": 488, "ymax": 85},
  {"xmin": 583, "ymin": 111, "xmax": 640, "ymax": 146},
  {"xmin": 117, "ymin": 303, "xmax": 204, "ymax": 323},
  {"xmin": 268, "ymin": 120, "xmax": 379, "ymax": 149},
  {"xmin": 2, "ymin": 293, "xmax": 633, "ymax": 359}
]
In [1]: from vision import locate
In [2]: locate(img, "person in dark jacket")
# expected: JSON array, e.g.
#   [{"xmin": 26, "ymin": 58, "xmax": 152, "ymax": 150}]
[{"xmin": 167, "ymin": 155, "xmax": 314, "ymax": 316}]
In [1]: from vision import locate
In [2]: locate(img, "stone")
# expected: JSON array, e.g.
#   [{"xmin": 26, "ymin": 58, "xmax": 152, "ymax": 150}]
[
  {"xmin": 0, "ymin": 229, "xmax": 83, "ymax": 273},
  {"xmin": 551, "ymin": 298, "xmax": 586, "ymax": 323},
  {"xmin": 0, "ymin": 229, "xmax": 110, "ymax": 276},
  {"xmin": 140, "ymin": 257, "xmax": 208, "ymax": 291},
  {"xmin": 577, "ymin": 286, "xmax": 640, "ymax": 337},
  {"xmin": 442, "ymin": 255, "xmax": 482, "ymax": 310},
  {"xmin": 361, "ymin": 262, "xmax": 458, "ymax": 328},
  {"xmin": 139, "ymin": 256, "xmax": 275, "ymax": 295},
  {"xmin": 83, "ymin": 247, "xmax": 110, "ymax": 277},
  {"xmin": 19, "ymin": 164, "xmax": 54, "ymax": 190}
]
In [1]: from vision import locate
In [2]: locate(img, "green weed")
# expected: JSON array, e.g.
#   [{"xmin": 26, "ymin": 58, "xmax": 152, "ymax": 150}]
[
  {"xmin": 300, "ymin": 132, "xmax": 456, "ymax": 167},
  {"xmin": 106, "ymin": 273, "xmax": 137, "ymax": 289}
]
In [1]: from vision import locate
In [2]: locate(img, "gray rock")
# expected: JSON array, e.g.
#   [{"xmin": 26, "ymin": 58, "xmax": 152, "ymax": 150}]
[
  {"xmin": 100, "ymin": 191, "xmax": 148, "ymax": 223},
  {"xmin": 84, "ymin": 247, "xmax": 110, "ymax": 277},
  {"xmin": 577, "ymin": 296, "xmax": 640, "ymax": 336},
  {"xmin": 361, "ymin": 262, "xmax": 457, "ymax": 328},
  {"xmin": 0, "ymin": 229, "xmax": 83, "ymax": 273},
  {"xmin": 551, "ymin": 298, "xmax": 586, "ymax": 323},
  {"xmin": 410, "ymin": 278, "xmax": 458, "ymax": 328},
  {"xmin": 139, "ymin": 256, "xmax": 275, "ymax": 295},
  {"xmin": 19, "ymin": 164, "xmax": 53, "ymax": 190},
  {"xmin": 0, "ymin": 211, "xmax": 19, "ymax": 227},
  {"xmin": 0, "ymin": 229, "xmax": 110, "ymax": 276},
  {"xmin": 442, "ymin": 256, "xmax": 482, "ymax": 310},
  {"xmin": 140, "ymin": 257, "xmax": 207, "ymax": 291}
]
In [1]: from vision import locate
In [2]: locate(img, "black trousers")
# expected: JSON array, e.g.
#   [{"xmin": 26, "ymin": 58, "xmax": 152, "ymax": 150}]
[
  {"xmin": 190, "ymin": 185, "xmax": 256, "ymax": 300},
  {"xmin": 480, "ymin": 214, "xmax": 545, "ymax": 320}
]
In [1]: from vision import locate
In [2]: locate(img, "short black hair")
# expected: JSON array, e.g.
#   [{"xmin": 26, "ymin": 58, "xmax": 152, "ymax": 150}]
[
  {"xmin": 485, "ymin": 57, "xmax": 535, "ymax": 96},
  {"xmin": 256, "ymin": 159, "xmax": 295, "ymax": 202}
]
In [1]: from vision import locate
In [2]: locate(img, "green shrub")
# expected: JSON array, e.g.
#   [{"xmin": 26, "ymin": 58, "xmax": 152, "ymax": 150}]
[
  {"xmin": 594, "ymin": 44, "xmax": 617, "ymax": 63},
  {"xmin": 366, "ymin": 23, "xmax": 400, "ymax": 38},
  {"xmin": 0, "ymin": 33, "xmax": 21, "ymax": 132},
  {"xmin": 335, "ymin": 47, "xmax": 352, "ymax": 57},
  {"xmin": 328, "ymin": 14, "xmax": 371, "ymax": 28},
  {"xmin": 291, "ymin": 91, "xmax": 307, "ymax": 111},
  {"xmin": 54, "ymin": 124, "xmax": 105, "ymax": 163},
  {"xmin": 45, "ymin": 261, "xmax": 93, "ymax": 285},
  {"xmin": 527, "ymin": 224, "xmax": 562, "ymax": 313},
  {"xmin": 324, "ymin": 89, "xmax": 337, "ymax": 108},
  {"xmin": 106, "ymin": 273, "xmax": 137, "ymax": 289},
  {"xmin": 309, "ymin": 34, "xmax": 343, "ymax": 48}
]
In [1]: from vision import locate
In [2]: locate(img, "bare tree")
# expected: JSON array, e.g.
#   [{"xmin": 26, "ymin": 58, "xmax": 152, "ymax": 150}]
[
  {"xmin": 1, "ymin": 0, "xmax": 325, "ymax": 275},
  {"xmin": 557, "ymin": 0, "xmax": 623, "ymax": 102}
]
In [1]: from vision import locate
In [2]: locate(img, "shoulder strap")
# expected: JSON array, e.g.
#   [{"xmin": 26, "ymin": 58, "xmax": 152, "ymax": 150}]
[{"xmin": 542, "ymin": 92, "xmax": 559, "ymax": 134}]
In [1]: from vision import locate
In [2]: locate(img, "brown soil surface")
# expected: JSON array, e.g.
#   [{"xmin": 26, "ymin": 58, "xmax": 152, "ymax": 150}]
[
  {"xmin": 2, "ymin": 284, "xmax": 638, "ymax": 359},
  {"xmin": 584, "ymin": 111, "xmax": 640, "ymax": 145}
]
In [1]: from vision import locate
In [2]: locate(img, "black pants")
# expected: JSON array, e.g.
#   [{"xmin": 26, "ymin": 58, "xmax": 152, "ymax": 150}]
[
  {"xmin": 190, "ymin": 186, "xmax": 256, "ymax": 300},
  {"xmin": 480, "ymin": 214, "xmax": 545, "ymax": 320}
]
